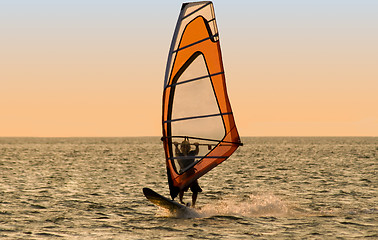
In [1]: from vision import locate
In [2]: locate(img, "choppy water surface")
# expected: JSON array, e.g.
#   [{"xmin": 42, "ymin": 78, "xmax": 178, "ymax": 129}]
[{"xmin": 0, "ymin": 137, "xmax": 377, "ymax": 239}]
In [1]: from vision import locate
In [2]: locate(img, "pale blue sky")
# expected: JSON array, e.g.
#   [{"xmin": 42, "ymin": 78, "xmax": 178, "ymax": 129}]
[{"xmin": 1, "ymin": 0, "xmax": 377, "ymax": 136}]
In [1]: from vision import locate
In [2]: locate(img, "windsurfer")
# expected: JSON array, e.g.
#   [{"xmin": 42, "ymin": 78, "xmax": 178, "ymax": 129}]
[{"xmin": 173, "ymin": 139, "xmax": 202, "ymax": 207}]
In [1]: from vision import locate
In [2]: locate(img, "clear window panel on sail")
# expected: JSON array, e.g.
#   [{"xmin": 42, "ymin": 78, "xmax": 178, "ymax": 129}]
[{"xmin": 168, "ymin": 53, "xmax": 226, "ymax": 174}]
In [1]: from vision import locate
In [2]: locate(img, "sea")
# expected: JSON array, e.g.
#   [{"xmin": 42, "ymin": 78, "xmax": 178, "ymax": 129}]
[{"xmin": 0, "ymin": 137, "xmax": 377, "ymax": 239}]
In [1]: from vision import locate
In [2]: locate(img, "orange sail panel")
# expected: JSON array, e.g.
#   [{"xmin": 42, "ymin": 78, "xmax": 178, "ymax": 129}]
[{"xmin": 162, "ymin": 1, "xmax": 242, "ymax": 199}]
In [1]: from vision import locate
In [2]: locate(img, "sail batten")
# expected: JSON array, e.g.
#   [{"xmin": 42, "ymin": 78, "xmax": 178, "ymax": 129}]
[
  {"xmin": 162, "ymin": 1, "xmax": 242, "ymax": 199},
  {"xmin": 172, "ymin": 34, "xmax": 218, "ymax": 53},
  {"xmin": 163, "ymin": 135, "xmax": 242, "ymax": 145},
  {"xmin": 169, "ymin": 156, "xmax": 228, "ymax": 160},
  {"xmin": 164, "ymin": 112, "xmax": 232, "ymax": 124},
  {"xmin": 167, "ymin": 71, "xmax": 224, "ymax": 88}
]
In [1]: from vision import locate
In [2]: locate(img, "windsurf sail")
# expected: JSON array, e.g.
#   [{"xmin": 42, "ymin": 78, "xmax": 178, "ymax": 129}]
[{"xmin": 162, "ymin": 1, "xmax": 242, "ymax": 199}]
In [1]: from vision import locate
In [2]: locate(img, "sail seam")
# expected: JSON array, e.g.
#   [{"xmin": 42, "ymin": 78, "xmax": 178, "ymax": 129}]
[
  {"xmin": 164, "ymin": 112, "xmax": 232, "ymax": 123},
  {"xmin": 182, "ymin": 2, "xmax": 212, "ymax": 20},
  {"xmin": 166, "ymin": 72, "xmax": 223, "ymax": 88},
  {"xmin": 173, "ymin": 34, "xmax": 218, "ymax": 53}
]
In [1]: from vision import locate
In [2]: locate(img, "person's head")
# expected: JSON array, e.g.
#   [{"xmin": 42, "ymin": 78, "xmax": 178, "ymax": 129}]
[{"xmin": 180, "ymin": 139, "xmax": 191, "ymax": 154}]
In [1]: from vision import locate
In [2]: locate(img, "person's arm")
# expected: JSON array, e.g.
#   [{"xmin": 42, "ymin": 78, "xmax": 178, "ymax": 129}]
[
  {"xmin": 193, "ymin": 142, "xmax": 199, "ymax": 155},
  {"xmin": 173, "ymin": 142, "xmax": 181, "ymax": 155}
]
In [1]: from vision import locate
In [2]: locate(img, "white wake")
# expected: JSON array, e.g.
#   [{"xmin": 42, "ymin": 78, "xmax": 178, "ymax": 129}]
[{"xmin": 198, "ymin": 192, "xmax": 291, "ymax": 218}]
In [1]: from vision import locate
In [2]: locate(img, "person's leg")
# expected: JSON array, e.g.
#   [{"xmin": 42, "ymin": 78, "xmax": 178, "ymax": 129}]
[
  {"xmin": 179, "ymin": 190, "xmax": 185, "ymax": 204},
  {"xmin": 191, "ymin": 191, "xmax": 198, "ymax": 208}
]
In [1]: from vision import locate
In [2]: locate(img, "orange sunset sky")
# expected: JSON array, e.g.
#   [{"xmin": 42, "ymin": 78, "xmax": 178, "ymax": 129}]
[{"xmin": 1, "ymin": 0, "xmax": 377, "ymax": 137}]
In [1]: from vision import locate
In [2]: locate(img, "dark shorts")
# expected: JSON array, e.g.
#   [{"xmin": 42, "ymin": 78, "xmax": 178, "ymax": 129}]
[{"xmin": 184, "ymin": 180, "xmax": 202, "ymax": 193}]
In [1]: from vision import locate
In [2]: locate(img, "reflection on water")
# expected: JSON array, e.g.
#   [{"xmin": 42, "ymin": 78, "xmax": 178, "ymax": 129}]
[{"xmin": 0, "ymin": 137, "xmax": 377, "ymax": 239}]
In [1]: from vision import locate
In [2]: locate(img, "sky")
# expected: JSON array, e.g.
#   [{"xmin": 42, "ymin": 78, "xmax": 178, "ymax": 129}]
[{"xmin": 1, "ymin": 0, "xmax": 377, "ymax": 137}]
